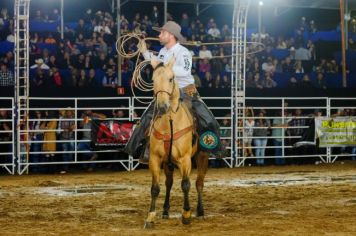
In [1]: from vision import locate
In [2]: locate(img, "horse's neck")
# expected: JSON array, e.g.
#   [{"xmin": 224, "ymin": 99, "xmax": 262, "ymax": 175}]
[{"xmin": 154, "ymin": 99, "xmax": 191, "ymax": 133}]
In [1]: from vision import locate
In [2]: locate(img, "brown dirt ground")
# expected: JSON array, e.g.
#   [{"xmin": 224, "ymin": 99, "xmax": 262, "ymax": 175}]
[{"xmin": 0, "ymin": 162, "xmax": 356, "ymax": 236}]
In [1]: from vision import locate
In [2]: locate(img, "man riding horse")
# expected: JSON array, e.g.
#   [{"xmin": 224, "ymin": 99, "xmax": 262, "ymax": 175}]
[{"xmin": 124, "ymin": 21, "xmax": 223, "ymax": 163}]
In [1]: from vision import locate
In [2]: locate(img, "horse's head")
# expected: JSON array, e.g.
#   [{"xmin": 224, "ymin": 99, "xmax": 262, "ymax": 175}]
[{"xmin": 151, "ymin": 58, "xmax": 179, "ymax": 115}]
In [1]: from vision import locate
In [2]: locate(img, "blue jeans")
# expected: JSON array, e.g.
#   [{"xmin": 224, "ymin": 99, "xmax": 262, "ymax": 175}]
[
  {"xmin": 274, "ymin": 139, "xmax": 285, "ymax": 165},
  {"xmin": 77, "ymin": 141, "xmax": 95, "ymax": 169},
  {"xmin": 61, "ymin": 141, "xmax": 75, "ymax": 171},
  {"xmin": 254, "ymin": 138, "xmax": 267, "ymax": 165},
  {"xmin": 352, "ymin": 147, "xmax": 356, "ymax": 161},
  {"xmin": 30, "ymin": 140, "xmax": 43, "ymax": 172}
]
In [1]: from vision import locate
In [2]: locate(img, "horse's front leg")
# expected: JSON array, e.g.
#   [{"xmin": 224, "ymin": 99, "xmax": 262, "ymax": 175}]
[
  {"xmin": 179, "ymin": 155, "xmax": 192, "ymax": 225},
  {"xmin": 162, "ymin": 163, "xmax": 174, "ymax": 219},
  {"xmin": 144, "ymin": 154, "xmax": 161, "ymax": 229}
]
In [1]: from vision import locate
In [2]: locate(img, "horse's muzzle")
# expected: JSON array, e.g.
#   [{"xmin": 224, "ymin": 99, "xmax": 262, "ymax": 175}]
[{"xmin": 157, "ymin": 102, "xmax": 170, "ymax": 115}]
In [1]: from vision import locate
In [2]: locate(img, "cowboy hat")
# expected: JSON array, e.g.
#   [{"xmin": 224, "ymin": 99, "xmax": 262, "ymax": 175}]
[
  {"xmin": 35, "ymin": 58, "xmax": 44, "ymax": 64},
  {"xmin": 152, "ymin": 21, "xmax": 186, "ymax": 43}
]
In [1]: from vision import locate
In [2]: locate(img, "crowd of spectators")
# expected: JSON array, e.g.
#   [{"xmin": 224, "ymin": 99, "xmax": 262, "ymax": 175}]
[{"xmin": 1, "ymin": 5, "xmax": 356, "ymax": 89}]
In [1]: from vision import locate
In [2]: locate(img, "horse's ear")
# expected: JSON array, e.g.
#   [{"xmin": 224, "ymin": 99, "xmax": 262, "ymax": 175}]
[
  {"xmin": 151, "ymin": 59, "xmax": 160, "ymax": 69},
  {"xmin": 167, "ymin": 57, "xmax": 175, "ymax": 69}
]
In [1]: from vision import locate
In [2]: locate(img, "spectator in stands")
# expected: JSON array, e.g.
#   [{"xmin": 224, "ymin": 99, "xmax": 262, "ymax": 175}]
[
  {"xmin": 262, "ymin": 57, "xmax": 275, "ymax": 74},
  {"xmin": 276, "ymin": 36, "xmax": 287, "ymax": 49},
  {"xmin": 102, "ymin": 67, "xmax": 118, "ymax": 88},
  {"xmin": 199, "ymin": 59, "xmax": 211, "ymax": 73},
  {"xmin": 41, "ymin": 110, "xmax": 57, "ymax": 173},
  {"xmin": 221, "ymin": 74, "xmax": 231, "ymax": 89},
  {"xmin": 244, "ymin": 107, "xmax": 255, "ymax": 157},
  {"xmin": 299, "ymin": 74, "xmax": 314, "ymax": 88},
  {"xmin": 326, "ymin": 60, "xmax": 339, "ymax": 73},
  {"xmin": 68, "ymin": 68, "xmax": 78, "ymax": 87},
  {"xmin": 253, "ymin": 110, "xmax": 270, "ymax": 165},
  {"xmin": 203, "ymin": 71, "xmax": 213, "ymax": 88},
  {"xmin": 263, "ymin": 72, "xmax": 277, "ymax": 88},
  {"xmin": 33, "ymin": 10, "xmax": 43, "ymax": 21},
  {"xmin": 287, "ymin": 76, "xmax": 298, "ymax": 88},
  {"xmin": 29, "ymin": 110, "xmax": 44, "ymax": 172},
  {"xmin": 191, "ymin": 68, "xmax": 202, "ymax": 88},
  {"xmin": 207, "ymin": 23, "xmax": 221, "ymax": 39},
  {"xmin": 6, "ymin": 28, "xmax": 14, "ymax": 43},
  {"xmin": 287, "ymin": 109, "xmax": 306, "ymax": 153},
  {"xmin": 282, "ymin": 58, "xmax": 295, "ymax": 73},
  {"xmin": 78, "ymin": 110, "xmax": 106, "ymax": 172},
  {"xmin": 272, "ymin": 110, "xmax": 289, "ymax": 165},
  {"xmin": 58, "ymin": 108, "xmax": 75, "ymax": 174},
  {"xmin": 49, "ymin": 67, "xmax": 62, "ymax": 87},
  {"xmin": 0, "ymin": 63, "xmax": 14, "ymax": 87},
  {"xmin": 180, "ymin": 13, "xmax": 190, "ymax": 28},
  {"xmin": 213, "ymin": 74, "xmax": 221, "ymax": 88},
  {"xmin": 73, "ymin": 54, "xmax": 85, "ymax": 70},
  {"xmin": 44, "ymin": 33, "xmax": 56, "ymax": 44},
  {"xmin": 294, "ymin": 60, "xmax": 304, "ymax": 73},
  {"xmin": 31, "ymin": 68, "xmax": 47, "ymax": 87},
  {"xmin": 220, "ymin": 24, "xmax": 231, "ymax": 39},
  {"xmin": 309, "ymin": 20, "xmax": 317, "ymax": 33},
  {"xmin": 199, "ymin": 45, "xmax": 213, "ymax": 59},
  {"xmin": 151, "ymin": 6, "xmax": 160, "ymax": 26},
  {"xmin": 295, "ymin": 44, "xmax": 311, "ymax": 61},
  {"xmin": 87, "ymin": 69, "xmax": 99, "ymax": 86},
  {"xmin": 84, "ymin": 55, "xmax": 93, "ymax": 70},
  {"xmin": 77, "ymin": 69, "xmax": 88, "ymax": 87},
  {"xmin": 48, "ymin": 55, "xmax": 59, "ymax": 69},
  {"xmin": 315, "ymin": 73, "xmax": 327, "ymax": 89},
  {"xmin": 250, "ymin": 73, "xmax": 264, "ymax": 89},
  {"xmin": 51, "ymin": 9, "xmax": 60, "ymax": 22}
]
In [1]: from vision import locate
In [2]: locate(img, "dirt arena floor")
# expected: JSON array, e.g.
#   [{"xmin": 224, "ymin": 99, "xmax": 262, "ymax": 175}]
[{"xmin": 0, "ymin": 161, "xmax": 356, "ymax": 235}]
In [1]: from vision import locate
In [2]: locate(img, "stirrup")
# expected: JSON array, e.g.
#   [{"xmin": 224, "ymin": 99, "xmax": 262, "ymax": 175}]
[{"xmin": 139, "ymin": 145, "xmax": 150, "ymax": 164}]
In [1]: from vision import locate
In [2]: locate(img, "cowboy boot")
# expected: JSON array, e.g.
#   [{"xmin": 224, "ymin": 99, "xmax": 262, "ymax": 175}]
[{"xmin": 139, "ymin": 142, "xmax": 150, "ymax": 164}]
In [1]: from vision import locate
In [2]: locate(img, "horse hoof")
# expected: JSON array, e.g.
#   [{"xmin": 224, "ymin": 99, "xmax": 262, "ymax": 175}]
[
  {"xmin": 197, "ymin": 215, "xmax": 205, "ymax": 220},
  {"xmin": 196, "ymin": 211, "xmax": 205, "ymax": 218},
  {"xmin": 162, "ymin": 214, "xmax": 169, "ymax": 219},
  {"xmin": 182, "ymin": 217, "xmax": 191, "ymax": 225},
  {"xmin": 144, "ymin": 221, "xmax": 154, "ymax": 229}
]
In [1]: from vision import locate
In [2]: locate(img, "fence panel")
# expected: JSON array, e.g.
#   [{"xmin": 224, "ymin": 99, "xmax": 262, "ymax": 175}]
[{"xmin": 0, "ymin": 97, "xmax": 15, "ymax": 174}]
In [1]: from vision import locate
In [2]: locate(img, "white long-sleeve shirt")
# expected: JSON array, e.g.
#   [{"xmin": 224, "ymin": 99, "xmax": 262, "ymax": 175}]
[{"xmin": 142, "ymin": 43, "xmax": 194, "ymax": 88}]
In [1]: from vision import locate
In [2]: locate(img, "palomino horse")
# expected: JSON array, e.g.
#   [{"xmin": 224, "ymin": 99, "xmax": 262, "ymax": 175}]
[{"xmin": 144, "ymin": 58, "xmax": 209, "ymax": 228}]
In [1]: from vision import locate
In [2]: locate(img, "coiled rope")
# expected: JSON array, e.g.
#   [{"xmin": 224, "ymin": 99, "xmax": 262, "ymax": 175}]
[{"xmin": 115, "ymin": 32, "xmax": 265, "ymax": 103}]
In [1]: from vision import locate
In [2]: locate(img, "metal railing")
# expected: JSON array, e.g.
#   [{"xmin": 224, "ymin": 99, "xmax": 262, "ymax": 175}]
[
  {"xmin": 0, "ymin": 98, "xmax": 15, "ymax": 174},
  {"xmin": 1, "ymin": 96, "xmax": 355, "ymax": 174}
]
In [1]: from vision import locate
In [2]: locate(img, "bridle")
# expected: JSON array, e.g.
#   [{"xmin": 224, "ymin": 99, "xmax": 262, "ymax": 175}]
[{"xmin": 153, "ymin": 62, "xmax": 176, "ymax": 100}]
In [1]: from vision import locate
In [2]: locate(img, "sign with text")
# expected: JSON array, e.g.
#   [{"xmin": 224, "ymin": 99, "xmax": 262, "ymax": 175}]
[
  {"xmin": 91, "ymin": 120, "xmax": 134, "ymax": 148},
  {"xmin": 315, "ymin": 117, "xmax": 356, "ymax": 147}
]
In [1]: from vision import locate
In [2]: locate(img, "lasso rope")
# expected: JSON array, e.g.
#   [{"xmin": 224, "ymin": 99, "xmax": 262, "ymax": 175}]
[{"xmin": 115, "ymin": 32, "xmax": 265, "ymax": 103}]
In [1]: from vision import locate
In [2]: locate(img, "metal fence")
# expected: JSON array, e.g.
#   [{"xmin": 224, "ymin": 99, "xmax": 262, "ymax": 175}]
[
  {"xmin": 1, "ymin": 96, "xmax": 355, "ymax": 175},
  {"xmin": 0, "ymin": 98, "xmax": 15, "ymax": 174}
]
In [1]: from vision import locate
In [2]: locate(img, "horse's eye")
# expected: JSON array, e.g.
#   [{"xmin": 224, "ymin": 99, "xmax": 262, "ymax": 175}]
[{"xmin": 169, "ymin": 78, "xmax": 173, "ymax": 83}]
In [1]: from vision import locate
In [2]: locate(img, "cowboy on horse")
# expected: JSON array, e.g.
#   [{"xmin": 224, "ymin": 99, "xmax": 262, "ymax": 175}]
[{"xmin": 124, "ymin": 21, "xmax": 223, "ymax": 163}]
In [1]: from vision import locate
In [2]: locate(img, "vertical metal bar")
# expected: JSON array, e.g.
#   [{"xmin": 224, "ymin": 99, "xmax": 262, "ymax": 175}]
[
  {"xmin": 117, "ymin": 0, "xmax": 122, "ymax": 86},
  {"xmin": 340, "ymin": 0, "xmax": 347, "ymax": 87},
  {"xmin": 60, "ymin": 0, "xmax": 64, "ymax": 40},
  {"xmin": 74, "ymin": 98, "xmax": 78, "ymax": 162},
  {"xmin": 164, "ymin": 0, "xmax": 167, "ymax": 23}
]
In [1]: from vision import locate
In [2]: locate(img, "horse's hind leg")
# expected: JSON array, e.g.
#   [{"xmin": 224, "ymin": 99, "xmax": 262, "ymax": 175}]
[
  {"xmin": 196, "ymin": 152, "xmax": 209, "ymax": 218},
  {"xmin": 179, "ymin": 155, "xmax": 192, "ymax": 225},
  {"xmin": 144, "ymin": 155, "xmax": 161, "ymax": 229},
  {"xmin": 162, "ymin": 163, "xmax": 174, "ymax": 219}
]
